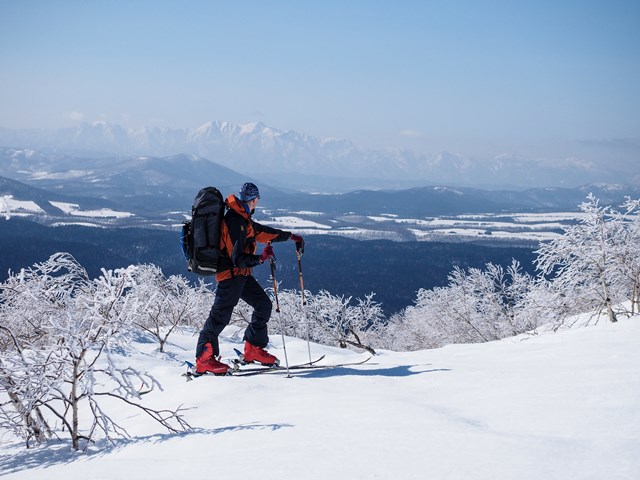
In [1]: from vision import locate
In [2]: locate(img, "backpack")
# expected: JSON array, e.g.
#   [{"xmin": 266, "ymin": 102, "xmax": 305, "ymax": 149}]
[{"xmin": 181, "ymin": 186, "xmax": 225, "ymax": 276}]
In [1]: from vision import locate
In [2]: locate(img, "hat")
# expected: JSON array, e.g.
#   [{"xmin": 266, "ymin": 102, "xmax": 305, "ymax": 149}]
[{"xmin": 239, "ymin": 182, "xmax": 260, "ymax": 202}]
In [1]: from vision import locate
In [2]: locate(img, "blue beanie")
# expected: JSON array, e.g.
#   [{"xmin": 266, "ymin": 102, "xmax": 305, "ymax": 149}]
[{"xmin": 239, "ymin": 182, "xmax": 260, "ymax": 202}]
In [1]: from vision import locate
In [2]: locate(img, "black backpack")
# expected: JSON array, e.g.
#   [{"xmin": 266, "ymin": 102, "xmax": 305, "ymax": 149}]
[{"xmin": 181, "ymin": 187, "xmax": 225, "ymax": 276}]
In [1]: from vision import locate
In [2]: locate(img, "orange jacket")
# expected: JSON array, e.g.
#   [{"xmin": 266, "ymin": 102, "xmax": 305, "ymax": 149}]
[{"xmin": 216, "ymin": 194, "xmax": 290, "ymax": 282}]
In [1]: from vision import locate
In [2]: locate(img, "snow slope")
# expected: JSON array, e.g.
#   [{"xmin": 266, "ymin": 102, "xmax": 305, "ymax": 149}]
[{"xmin": 1, "ymin": 316, "xmax": 639, "ymax": 480}]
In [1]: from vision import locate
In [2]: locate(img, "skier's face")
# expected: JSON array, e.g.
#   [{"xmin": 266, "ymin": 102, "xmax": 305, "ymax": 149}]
[{"xmin": 247, "ymin": 197, "xmax": 259, "ymax": 213}]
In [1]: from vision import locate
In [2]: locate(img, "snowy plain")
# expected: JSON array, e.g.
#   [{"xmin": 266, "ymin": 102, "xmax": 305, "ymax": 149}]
[
  {"xmin": 49, "ymin": 201, "xmax": 134, "ymax": 219},
  {"xmin": 1, "ymin": 312, "xmax": 638, "ymax": 480},
  {"xmin": 2, "ymin": 190, "xmax": 583, "ymax": 243}
]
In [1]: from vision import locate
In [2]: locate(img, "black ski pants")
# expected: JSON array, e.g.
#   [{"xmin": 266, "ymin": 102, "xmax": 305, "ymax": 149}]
[{"xmin": 196, "ymin": 274, "xmax": 272, "ymax": 358}]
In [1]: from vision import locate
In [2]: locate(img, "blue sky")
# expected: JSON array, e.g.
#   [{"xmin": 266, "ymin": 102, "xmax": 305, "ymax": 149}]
[{"xmin": 1, "ymin": 0, "xmax": 638, "ymax": 166}]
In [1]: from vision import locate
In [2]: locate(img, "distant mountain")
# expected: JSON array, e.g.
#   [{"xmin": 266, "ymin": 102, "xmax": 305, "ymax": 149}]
[
  {"xmin": 0, "ymin": 148, "xmax": 258, "ymax": 215},
  {"xmin": 0, "ymin": 121, "xmax": 630, "ymax": 190}
]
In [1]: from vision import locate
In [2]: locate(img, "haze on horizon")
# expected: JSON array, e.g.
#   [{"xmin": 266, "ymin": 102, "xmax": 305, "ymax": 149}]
[{"xmin": 1, "ymin": 1, "xmax": 639, "ymax": 173}]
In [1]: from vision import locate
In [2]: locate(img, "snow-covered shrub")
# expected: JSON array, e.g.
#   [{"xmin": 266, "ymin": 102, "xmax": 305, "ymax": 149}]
[
  {"xmin": 385, "ymin": 261, "xmax": 536, "ymax": 351},
  {"xmin": 0, "ymin": 253, "xmax": 189, "ymax": 450},
  {"xmin": 264, "ymin": 287, "xmax": 384, "ymax": 353},
  {"xmin": 128, "ymin": 264, "xmax": 214, "ymax": 351}
]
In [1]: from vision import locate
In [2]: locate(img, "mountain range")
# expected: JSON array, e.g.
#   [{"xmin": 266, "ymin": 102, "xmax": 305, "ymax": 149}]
[
  {"xmin": 2, "ymin": 146, "xmax": 640, "ymax": 220},
  {"xmin": 1, "ymin": 121, "xmax": 633, "ymax": 191},
  {"xmin": 2, "ymin": 147, "xmax": 640, "ymax": 230}
]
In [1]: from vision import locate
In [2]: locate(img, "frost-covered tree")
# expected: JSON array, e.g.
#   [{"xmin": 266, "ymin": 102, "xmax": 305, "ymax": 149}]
[
  {"xmin": 535, "ymin": 194, "xmax": 630, "ymax": 323},
  {"xmin": 305, "ymin": 290, "xmax": 383, "ymax": 353},
  {"xmin": 384, "ymin": 260, "xmax": 536, "ymax": 351},
  {"xmin": 264, "ymin": 288, "xmax": 383, "ymax": 353},
  {"xmin": 381, "ymin": 308, "xmax": 443, "ymax": 352},
  {"xmin": 0, "ymin": 253, "xmax": 190, "ymax": 450},
  {"xmin": 613, "ymin": 198, "xmax": 640, "ymax": 314},
  {"xmin": 264, "ymin": 287, "xmax": 308, "ymax": 341},
  {"xmin": 342, "ymin": 293, "xmax": 386, "ymax": 353},
  {"xmin": 129, "ymin": 265, "xmax": 214, "ymax": 352},
  {"xmin": 519, "ymin": 275, "xmax": 606, "ymax": 330},
  {"xmin": 0, "ymin": 328, "xmax": 52, "ymax": 447}
]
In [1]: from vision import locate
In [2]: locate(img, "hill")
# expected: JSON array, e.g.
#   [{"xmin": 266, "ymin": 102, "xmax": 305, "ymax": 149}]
[{"xmin": 1, "ymin": 313, "xmax": 638, "ymax": 479}]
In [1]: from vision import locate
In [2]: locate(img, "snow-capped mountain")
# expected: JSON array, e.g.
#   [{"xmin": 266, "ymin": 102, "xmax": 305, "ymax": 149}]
[{"xmin": 0, "ymin": 121, "xmax": 628, "ymax": 190}]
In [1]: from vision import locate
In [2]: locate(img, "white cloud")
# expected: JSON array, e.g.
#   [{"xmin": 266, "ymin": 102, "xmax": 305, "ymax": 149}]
[{"xmin": 68, "ymin": 111, "xmax": 85, "ymax": 122}]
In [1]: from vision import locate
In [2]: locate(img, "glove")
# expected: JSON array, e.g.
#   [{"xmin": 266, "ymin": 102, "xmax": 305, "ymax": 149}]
[
  {"xmin": 260, "ymin": 244, "xmax": 275, "ymax": 263},
  {"xmin": 290, "ymin": 233, "xmax": 305, "ymax": 254}
]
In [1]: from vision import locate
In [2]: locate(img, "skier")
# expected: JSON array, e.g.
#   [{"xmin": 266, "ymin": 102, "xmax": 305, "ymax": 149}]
[{"xmin": 194, "ymin": 182, "xmax": 305, "ymax": 375}]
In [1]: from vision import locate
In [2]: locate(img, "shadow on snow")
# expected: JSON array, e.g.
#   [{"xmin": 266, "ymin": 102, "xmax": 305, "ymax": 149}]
[
  {"xmin": 0, "ymin": 423, "xmax": 292, "ymax": 475},
  {"xmin": 283, "ymin": 364, "xmax": 451, "ymax": 378}
]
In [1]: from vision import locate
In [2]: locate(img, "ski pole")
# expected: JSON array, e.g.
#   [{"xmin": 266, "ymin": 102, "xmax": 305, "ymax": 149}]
[
  {"xmin": 296, "ymin": 247, "xmax": 312, "ymax": 363},
  {"xmin": 268, "ymin": 246, "xmax": 291, "ymax": 377}
]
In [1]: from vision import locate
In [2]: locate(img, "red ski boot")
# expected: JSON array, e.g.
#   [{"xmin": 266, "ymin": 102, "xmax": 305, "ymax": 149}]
[
  {"xmin": 243, "ymin": 342, "xmax": 280, "ymax": 366},
  {"xmin": 196, "ymin": 343, "xmax": 230, "ymax": 375}
]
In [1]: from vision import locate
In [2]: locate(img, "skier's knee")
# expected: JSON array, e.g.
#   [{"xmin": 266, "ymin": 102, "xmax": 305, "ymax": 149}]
[{"xmin": 257, "ymin": 297, "xmax": 272, "ymax": 318}]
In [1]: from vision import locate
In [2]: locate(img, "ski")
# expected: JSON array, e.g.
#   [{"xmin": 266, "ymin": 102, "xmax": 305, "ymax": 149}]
[
  {"xmin": 182, "ymin": 355, "xmax": 372, "ymax": 380},
  {"xmin": 230, "ymin": 355, "xmax": 372, "ymax": 377},
  {"xmin": 231, "ymin": 347, "xmax": 324, "ymax": 370},
  {"xmin": 181, "ymin": 355, "xmax": 326, "ymax": 380},
  {"xmin": 230, "ymin": 354, "xmax": 327, "ymax": 375}
]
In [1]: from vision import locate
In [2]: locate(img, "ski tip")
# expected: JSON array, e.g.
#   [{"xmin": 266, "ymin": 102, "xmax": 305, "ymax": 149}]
[
  {"xmin": 185, "ymin": 360, "xmax": 195, "ymax": 369},
  {"xmin": 233, "ymin": 348, "xmax": 247, "ymax": 364}
]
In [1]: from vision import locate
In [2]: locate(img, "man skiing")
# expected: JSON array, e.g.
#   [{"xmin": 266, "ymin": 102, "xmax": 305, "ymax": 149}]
[{"xmin": 195, "ymin": 182, "xmax": 305, "ymax": 375}]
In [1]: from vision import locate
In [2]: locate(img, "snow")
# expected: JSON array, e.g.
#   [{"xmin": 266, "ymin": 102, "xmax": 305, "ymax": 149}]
[
  {"xmin": 1, "ymin": 315, "xmax": 639, "ymax": 479},
  {"xmin": 49, "ymin": 201, "xmax": 81, "ymax": 214},
  {"xmin": 368, "ymin": 215, "xmax": 395, "ymax": 222},
  {"xmin": 261, "ymin": 216, "xmax": 332, "ymax": 229},
  {"xmin": 321, "ymin": 212, "xmax": 585, "ymax": 243},
  {"xmin": 0, "ymin": 195, "xmax": 44, "ymax": 215},
  {"xmin": 49, "ymin": 201, "xmax": 134, "ymax": 219},
  {"xmin": 509, "ymin": 212, "xmax": 588, "ymax": 222},
  {"xmin": 29, "ymin": 170, "xmax": 93, "ymax": 180},
  {"xmin": 409, "ymin": 227, "xmax": 560, "ymax": 242},
  {"xmin": 290, "ymin": 210, "xmax": 325, "ymax": 216},
  {"xmin": 49, "ymin": 222, "xmax": 104, "ymax": 228}
]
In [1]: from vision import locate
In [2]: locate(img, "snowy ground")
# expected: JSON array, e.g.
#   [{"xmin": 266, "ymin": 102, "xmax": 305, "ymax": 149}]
[{"xmin": 1, "ymin": 315, "xmax": 639, "ymax": 480}]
